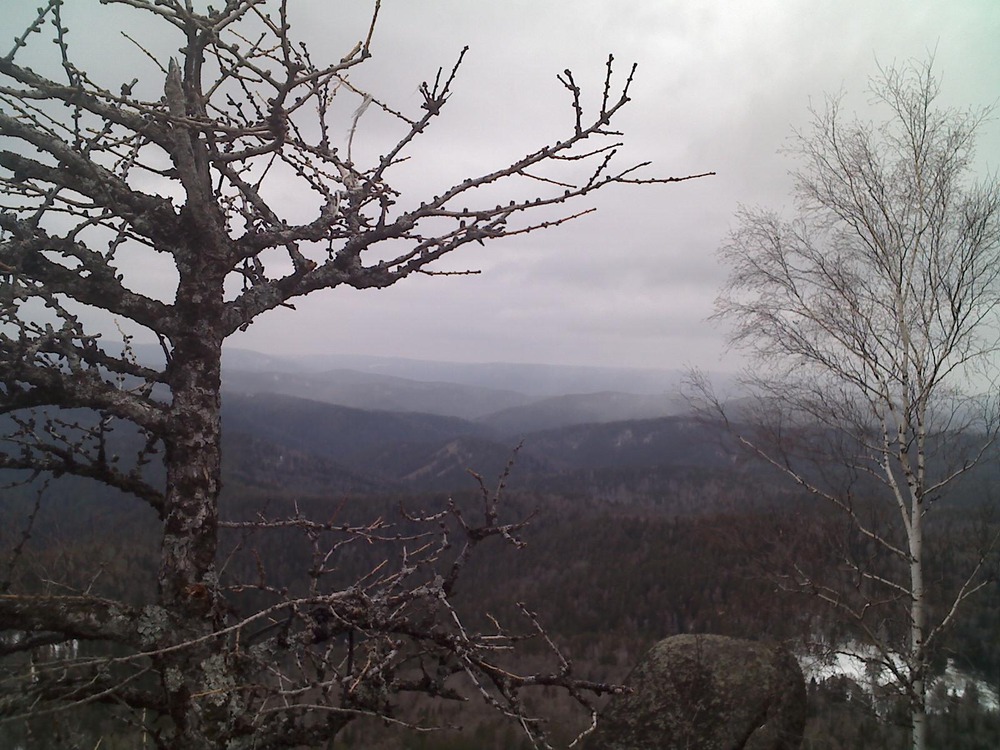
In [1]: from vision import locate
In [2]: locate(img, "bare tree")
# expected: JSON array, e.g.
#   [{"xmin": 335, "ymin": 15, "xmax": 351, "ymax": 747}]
[
  {"xmin": 702, "ymin": 59, "xmax": 1000, "ymax": 750},
  {"xmin": 0, "ymin": 1, "xmax": 710, "ymax": 747}
]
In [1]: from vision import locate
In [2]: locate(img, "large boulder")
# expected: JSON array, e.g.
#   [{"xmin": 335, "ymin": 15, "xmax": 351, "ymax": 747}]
[{"xmin": 585, "ymin": 634, "xmax": 806, "ymax": 750}]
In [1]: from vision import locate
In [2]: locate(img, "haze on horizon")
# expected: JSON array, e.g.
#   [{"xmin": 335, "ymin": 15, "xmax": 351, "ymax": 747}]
[{"xmin": 2, "ymin": 0, "xmax": 998, "ymax": 374}]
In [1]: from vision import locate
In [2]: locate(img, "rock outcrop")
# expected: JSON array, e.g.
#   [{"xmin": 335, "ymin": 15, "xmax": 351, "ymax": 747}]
[{"xmin": 585, "ymin": 634, "xmax": 806, "ymax": 750}]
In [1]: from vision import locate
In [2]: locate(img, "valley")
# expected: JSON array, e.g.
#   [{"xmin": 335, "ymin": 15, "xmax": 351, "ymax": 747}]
[{"xmin": 3, "ymin": 351, "xmax": 998, "ymax": 748}]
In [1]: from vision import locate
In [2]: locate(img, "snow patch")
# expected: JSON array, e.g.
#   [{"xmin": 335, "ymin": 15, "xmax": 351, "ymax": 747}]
[
  {"xmin": 614, "ymin": 429, "xmax": 634, "ymax": 448},
  {"xmin": 797, "ymin": 641, "xmax": 999, "ymax": 714}
]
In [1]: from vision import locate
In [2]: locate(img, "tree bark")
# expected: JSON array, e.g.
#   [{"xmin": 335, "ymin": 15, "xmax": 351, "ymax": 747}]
[
  {"xmin": 909, "ymin": 493, "xmax": 927, "ymax": 750},
  {"xmin": 157, "ymin": 261, "xmax": 228, "ymax": 746}
]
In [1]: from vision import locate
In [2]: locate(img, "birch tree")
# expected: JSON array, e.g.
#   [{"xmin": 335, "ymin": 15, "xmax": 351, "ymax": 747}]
[
  {"xmin": 710, "ymin": 59, "xmax": 1000, "ymax": 750},
  {"xmin": 0, "ymin": 1, "xmax": 710, "ymax": 747}
]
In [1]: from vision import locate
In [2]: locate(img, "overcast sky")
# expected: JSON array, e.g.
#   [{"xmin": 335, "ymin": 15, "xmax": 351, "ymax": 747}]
[{"xmin": 4, "ymin": 1, "xmax": 999, "ymax": 373}]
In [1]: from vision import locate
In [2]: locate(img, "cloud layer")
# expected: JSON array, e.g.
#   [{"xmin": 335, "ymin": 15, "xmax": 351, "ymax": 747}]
[{"xmin": 3, "ymin": 1, "xmax": 997, "ymax": 372}]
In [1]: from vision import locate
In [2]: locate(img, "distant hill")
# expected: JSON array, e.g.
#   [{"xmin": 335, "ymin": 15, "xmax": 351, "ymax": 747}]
[
  {"xmin": 222, "ymin": 431, "xmax": 385, "ymax": 495},
  {"xmin": 219, "ymin": 348, "xmax": 704, "ymax": 429},
  {"xmin": 349, "ymin": 434, "xmax": 552, "ymax": 492},
  {"xmin": 479, "ymin": 391, "xmax": 689, "ymax": 436},
  {"xmin": 219, "ymin": 390, "xmax": 740, "ymax": 495},
  {"xmin": 517, "ymin": 415, "xmax": 737, "ymax": 472},
  {"xmin": 221, "ymin": 392, "xmax": 495, "ymax": 465},
  {"xmin": 222, "ymin": 368, "xmax": 531, "ymax": 420},
  {"xmin": 220, "ymin": 347, "xmax": 696, "ymax": 398},
  {"xmin": 222, "ymin": 392, "xmax": 547, "ymax": 491}
]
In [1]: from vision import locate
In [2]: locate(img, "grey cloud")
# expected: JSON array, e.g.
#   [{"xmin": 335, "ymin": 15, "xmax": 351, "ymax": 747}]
[{"xmin": 3, "ymin": 1, "xmax": 997, "ymax": 372}]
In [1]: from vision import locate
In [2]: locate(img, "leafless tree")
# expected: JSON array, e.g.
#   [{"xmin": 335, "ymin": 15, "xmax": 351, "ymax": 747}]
[
  {"xmin": 0, "ymin": 1, "xmax": 711, "ymax": 747},
  {"xmin": 699, "ymin": 59, "xmax": 1000, "ymax": 750}
]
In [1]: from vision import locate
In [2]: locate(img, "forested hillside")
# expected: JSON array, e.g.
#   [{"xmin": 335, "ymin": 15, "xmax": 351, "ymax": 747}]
[{"xmin": 4, "ymin": 370, "xmax": 998, "ymax": 748}]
